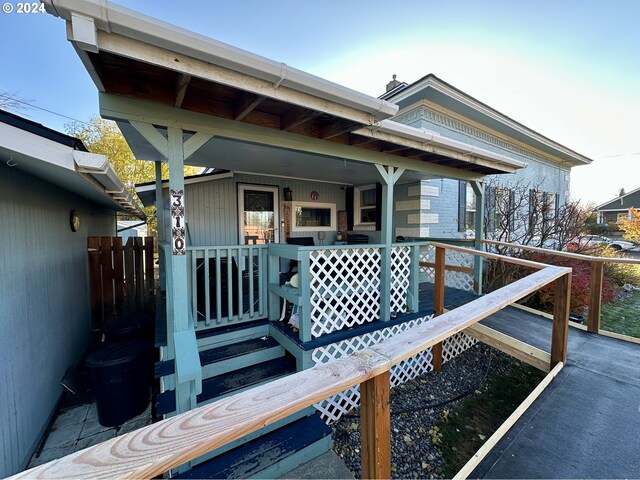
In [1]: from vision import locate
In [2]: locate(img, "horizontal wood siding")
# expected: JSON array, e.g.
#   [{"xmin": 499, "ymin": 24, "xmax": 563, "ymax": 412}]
[
  {"xmin": 0, "ymin": 165, "xmax": 115, "ymax": 477},
  {"xmin": 184, "ymin": 173, "xmax": 345, "ymax": 246}
]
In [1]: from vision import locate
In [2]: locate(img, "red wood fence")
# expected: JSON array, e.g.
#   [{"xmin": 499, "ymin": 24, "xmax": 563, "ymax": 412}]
[{"xmin": 87, "ymin": 236, "xmax": 155, "ymax": 328}]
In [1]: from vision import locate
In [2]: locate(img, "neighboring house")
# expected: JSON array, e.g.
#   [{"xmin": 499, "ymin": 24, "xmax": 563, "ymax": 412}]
[
  {"xmin": 117, "ymin": 219, "xmax": 148, "ymax": 241},
  {"xmin": 595, "ymin": 187, "xmax": 640, "ymax": 225},
  {"xmin": 0, "ymin": 109, "xmax": 142, "ymax": 477},
  {"xmin": 41, "ymin": 1, "xmax": 593, "ymax": 477},
  {"xmin": 381, "ymin": 75, "xmax": 592, "ymax": 238}
]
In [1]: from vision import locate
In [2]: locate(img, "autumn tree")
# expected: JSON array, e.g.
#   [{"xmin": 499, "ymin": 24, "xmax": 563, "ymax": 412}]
[
  {"xmin": 67, "ymin": 117, "xmax": 201, "ymax": 231},
  {"xmin": 619, "ymin": 208, "xmax": 640, "ymax": 244}
]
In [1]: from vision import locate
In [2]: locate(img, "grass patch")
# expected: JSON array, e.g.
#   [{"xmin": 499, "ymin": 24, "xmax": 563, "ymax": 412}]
[
  {"xmin": 600, "ymin": 290, "xmax": 640, "ymax": 338},
  {"xmin": 436, "ymin": 361, "xmax": 545, "ymax": 478}
]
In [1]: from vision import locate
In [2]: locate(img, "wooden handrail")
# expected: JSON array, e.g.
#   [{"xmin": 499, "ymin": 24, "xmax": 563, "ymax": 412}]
[
  {"xmin": 482, "ymin": 239, "xmax": 640, "ymax": 333},
  {"xmin": 13, "ymin": 259, "xmax": 570, "ymax": 480},
  {"xmin": 483, "ymin": 239, "xmax": 640, "ymax": 265},
  {"xmin": 429, "ymin": 241, "xmax": 549, "ymax": 270}
]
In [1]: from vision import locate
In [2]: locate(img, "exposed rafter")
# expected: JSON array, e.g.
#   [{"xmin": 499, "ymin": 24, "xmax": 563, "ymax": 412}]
[
  {"xmin": 234, "ymin": 93, "xmax": 266, "ymax": 121},
  {"xmin": 174, "ymin": 73, "xmax": 191, "ymax": 108},
  {"xmin": 280, "ymin": 107, "xmax": 321, "ymax": 131},
  {"xmin": 321, "ymin": 120, "xmax": 359, "ymax": 140}
]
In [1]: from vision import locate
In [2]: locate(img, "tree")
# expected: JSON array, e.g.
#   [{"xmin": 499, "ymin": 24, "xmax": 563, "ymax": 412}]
[
  {"xmin": 66, "ymin": 117, "xmax": 201, "ymax": 232},
  {"xmin": 619, "ymin": 208, "xmax": 640, "ymax": 244},
  {"xmin": 0, "ymin": 91, "xmax": 32, "ymax": 112}
]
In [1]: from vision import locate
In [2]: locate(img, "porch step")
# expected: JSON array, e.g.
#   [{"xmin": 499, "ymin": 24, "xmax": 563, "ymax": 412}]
[
  {"xmin": 196, "ymin": 318, "xmax": 270, "ymax": 349},
  {"xmin": 156, "ymin": 355, "xmax": 296, "ymax": 417},
  {"xmin": 174, "ymin": 412, "xmax": 332, "ymax": 479},
  {"xmin": 155, "ymin": 336, "xmax": 284, "ymax": 379}
]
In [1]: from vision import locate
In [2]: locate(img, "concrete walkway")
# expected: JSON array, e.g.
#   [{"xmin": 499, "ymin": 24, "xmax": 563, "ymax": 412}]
[{"xmin": 472, "ymin": 307, "xmax": 640, "ymax": 478}]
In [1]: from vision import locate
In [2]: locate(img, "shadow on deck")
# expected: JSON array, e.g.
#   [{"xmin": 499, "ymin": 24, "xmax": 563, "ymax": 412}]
[{"xmin": 435, "ymin": 286, "xmax": 640, "ymax": 479}]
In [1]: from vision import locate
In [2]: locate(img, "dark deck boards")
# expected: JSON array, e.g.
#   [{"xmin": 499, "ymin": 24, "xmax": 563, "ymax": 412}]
[{"xmin": 459, "ymin": 303, "xmax": 640, "ymax": 478}]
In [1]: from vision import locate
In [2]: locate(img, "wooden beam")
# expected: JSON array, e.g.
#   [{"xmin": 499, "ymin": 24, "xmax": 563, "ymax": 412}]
[
  {"xmin": 419, "ymin": 261, "xmax": 474, "ymax": 275},
  {"xmin": 100, "ymin": 93, "xmax": 486, "ymax": 181},
  {"xmin": 588, "ymin": 261, "xmax": 603, "ymax": 333},
  {"xmin": 174, "ymin": 73, "xmax": 191, "ymax": 108},
  {"xmin": 321, "ymin": 120, "xmax": 359, "ymax": 140},
  {"xmin": 360, "ymin": 371, "xmax": 391, "ymax": 480},
  {"xmin": 551, "ymin": 273, "xmax": 571, "ymax": 367},
  {"xmin": 429, "ymin": 242, "xmax": 548, "ymax": 270},
  {"xmin": 453, "ymin": 361, "xmax": 564, "ymax": 480},
  {"xmin": 432, "ymin": 246, "xmax": 446, "ymax": 372},
  {"xmin": 280, "ymin": 106, "xmax": 320, "ymax": 131},
  {"xmin": 465, "ymin": 323, "xmax": 551, "ymax": 372},
  {"xmin": 234, "ymin": 93, "xmax": 265, "ymax": 121}
]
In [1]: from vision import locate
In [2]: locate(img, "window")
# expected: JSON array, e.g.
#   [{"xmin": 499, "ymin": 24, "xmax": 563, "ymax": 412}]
[
  {"xmin": 354, "ymin": 185, "xmax": 377, "ymax": 227},
  {"xmin": 290, "ymin": 201, "xmax": 336, "ymax": 232},
  {"xmin": 464, "ymin": 182, "xmax": 476, "ymax": 230}
]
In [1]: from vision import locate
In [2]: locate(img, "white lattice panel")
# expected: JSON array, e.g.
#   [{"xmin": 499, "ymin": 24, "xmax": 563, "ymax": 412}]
[
  {"xmin": 442, "ymin": 332, "xmax": 477, "ymax": 363},
  {"xmin": 419, "ymin": 245, "xmax": 475, "ymax": 292},
  {"xmin": 390, "ymin": 246, "xmax": 411, "ymax": 314},
  {"xmin": 312, "ymin": 314, "xmax": 434, "ymax": 423},
  {"xmin": 309, "ymin": 248, "xmax": 381, "ymax": 337}
]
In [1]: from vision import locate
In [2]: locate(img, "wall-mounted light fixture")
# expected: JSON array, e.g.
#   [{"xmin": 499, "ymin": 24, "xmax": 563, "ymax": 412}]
[{"xmin": 283, "ymin": 187, "xmax": 293, "ymax": 201}]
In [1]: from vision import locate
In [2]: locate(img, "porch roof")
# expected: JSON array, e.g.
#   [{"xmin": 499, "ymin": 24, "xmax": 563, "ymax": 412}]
[{"xmin": 44, "ymin": 0, "xmax": 527, "ymax": 182}]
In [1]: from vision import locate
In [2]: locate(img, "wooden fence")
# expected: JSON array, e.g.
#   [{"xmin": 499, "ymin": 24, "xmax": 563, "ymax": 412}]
[
  {"xmin": 87, "ymin": 236, "xmax": 155, "ymax": 327},
  {"xmin": 13, "ymin": 242, "xmax": 571, "ymax": 480}
]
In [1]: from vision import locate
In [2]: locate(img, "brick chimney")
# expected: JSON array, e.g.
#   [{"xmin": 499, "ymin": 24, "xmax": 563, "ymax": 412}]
[{"xmin": 385, "ymin": 74, "xmax": 402, "ymax": 92}]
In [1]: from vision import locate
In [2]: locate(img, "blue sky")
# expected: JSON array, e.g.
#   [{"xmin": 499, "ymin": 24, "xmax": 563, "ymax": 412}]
[{"xmin": 1, "ymin": 0, "xmax": 638, "ymax": 204}]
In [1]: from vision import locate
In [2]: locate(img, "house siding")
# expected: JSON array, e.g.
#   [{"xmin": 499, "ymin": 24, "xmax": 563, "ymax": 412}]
[
  {"xmin": 394, "ymin": 105, "xmax": 572, "ymax": 236},
  {"xmin": 0, "ymin": 164, "xmax": 114, "ymax": 477},
  {"xmin": 598, "ymin": 190, "xmax": 640, "ymax": 211},
  {"xmin": 180, "ymin": 173, "xmax": 346, "ymax": 246}
]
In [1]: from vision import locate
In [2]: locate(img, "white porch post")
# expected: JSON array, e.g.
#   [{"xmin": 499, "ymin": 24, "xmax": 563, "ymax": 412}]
[
  {"xmin": 155, "ymin": 161, "xmax": 166, "ymax": 292},
  {"xmin": 376, "ymin": 165, "xmax": 405, "ymax": 321},
  {"xmin": 471, "ymin": 181, "xmax": 484, "ymax": 295}
]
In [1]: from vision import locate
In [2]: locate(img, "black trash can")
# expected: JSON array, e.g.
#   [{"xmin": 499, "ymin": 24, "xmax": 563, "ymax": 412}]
[
  {"xmin": 86, "ymin": 340, "xmax": 151, "ymax": 427},
  {"xmin": 103, "ymin": 313, "xmax": 152, "ymax": 343}
]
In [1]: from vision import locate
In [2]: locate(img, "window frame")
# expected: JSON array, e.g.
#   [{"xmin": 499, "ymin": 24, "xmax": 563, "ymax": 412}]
[
  {"xmin": 354, "ymin": 184, "xmax": 377, "ymax": 230},
  {"xmin": 290, "ymin": 201, "xmax": 337, "ymax": 232}
]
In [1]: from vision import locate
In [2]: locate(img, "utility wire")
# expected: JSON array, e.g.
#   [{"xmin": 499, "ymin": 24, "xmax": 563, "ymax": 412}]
[{"xmin": 0, "ymin": 93, "xmax": 91, "ymax": 126}]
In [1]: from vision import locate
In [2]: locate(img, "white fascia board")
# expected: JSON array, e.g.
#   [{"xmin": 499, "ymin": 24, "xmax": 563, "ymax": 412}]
[
  {"xmin": 43, "ymin": 0, "xmax": 398, "ymax": 121},
  {"xmin": 0, "ymin": 122, "xmax": 76, "ymax": 170},
  {"xmin": 354, "ymin": 120, "xmax": 528, "ymax": 172},
  {"xmin": 389, "ymin": 76, "xmax": 592, "ymax": 166},
  {"xmin": 136, "ymin": 171, "xmax": 235, "ymax": 194}
]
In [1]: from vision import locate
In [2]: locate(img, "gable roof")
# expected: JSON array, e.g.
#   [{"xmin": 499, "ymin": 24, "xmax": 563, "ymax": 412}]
[
  {"xmin": 595, "ymin": 186, "xmax": 640, "ymax": 211},
  {"xmin": 0, "ymin": 109, "xmax": 143, "ymax": 216},
  {"xmin": 381, "ymin": 74, "xmax": 593, "ymax": 167}
]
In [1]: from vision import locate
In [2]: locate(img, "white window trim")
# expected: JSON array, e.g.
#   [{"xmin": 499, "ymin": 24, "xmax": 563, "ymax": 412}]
[
  {"xmin": 354, "ymin": 184, "xmax": 376, "ymax": 230},
  {"xmin": 290, "ymin": 201, "xmax": 336, "ymax": 232}
]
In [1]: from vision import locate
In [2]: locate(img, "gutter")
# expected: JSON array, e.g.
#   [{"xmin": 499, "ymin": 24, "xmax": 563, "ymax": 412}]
[
  {"xmin": 354, "ymin": 120, "xmax": 528, "ymax": 171},
  {"xmin": 73, "ymin": 150, "xmax": 144, "ymax": 217},
  {"xmin": 42, "ymin": 0, "xmax": 398, "ymax": 122}
]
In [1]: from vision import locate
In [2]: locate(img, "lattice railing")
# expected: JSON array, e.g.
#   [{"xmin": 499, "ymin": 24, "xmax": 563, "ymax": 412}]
[
  {"xmin": 313, "ymin": 314, "xmax": 435, "ymax": 423},
  {"xmin": 309, "ymin": 247, "xmax": 381, "ymax": 338},
  {"xmin": 390, "ymin": 245, "xmax": 411, "ymax": 315},
  {"xmin": 419, "ymin": 244, "xmax": 475, "ymax": 291}
]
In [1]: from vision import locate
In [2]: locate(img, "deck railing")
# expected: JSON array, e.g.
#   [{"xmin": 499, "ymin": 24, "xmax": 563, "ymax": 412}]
[
  {"xmin": 267, "ymin": 242, "xmax": 424, "ymax": 341},
  {"xmin": 14, "ymin": 243, "xmax": 572, "ymax": 480},
  {"xmin": 187, "ymin": 245, "xmax": 268, "ymax": 329},
  {"xmin": 483, "ymin": 239, "xmax": 640, "ymax": 335}
]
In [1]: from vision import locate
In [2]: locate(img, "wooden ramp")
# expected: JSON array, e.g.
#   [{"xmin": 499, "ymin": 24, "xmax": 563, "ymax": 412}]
[{"xmin": 470, "ymin": 307, "xmax": 640, "ymax": 479}]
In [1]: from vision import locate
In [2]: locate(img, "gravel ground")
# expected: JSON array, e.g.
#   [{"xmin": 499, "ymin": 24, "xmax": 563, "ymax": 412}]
[{"xmin": 331, "ymin": 343, "xmax": 525, "ymax": 479}]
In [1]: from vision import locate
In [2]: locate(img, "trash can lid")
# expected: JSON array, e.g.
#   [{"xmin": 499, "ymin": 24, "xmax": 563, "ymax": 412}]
[{"xmin": 86, "ymin": 340, "xmax": 150, "ymax": 368}]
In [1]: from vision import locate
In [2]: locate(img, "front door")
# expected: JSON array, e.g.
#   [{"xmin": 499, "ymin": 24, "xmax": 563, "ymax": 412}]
[{"xmin": 238, "ymin": 185, "xmax": 279, "ymax": 244}]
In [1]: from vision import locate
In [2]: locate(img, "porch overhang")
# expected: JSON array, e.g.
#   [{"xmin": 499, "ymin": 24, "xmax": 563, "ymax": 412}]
[{"xmin": 43, "ymin": 0, "xmax": 527, "ymax": 181}]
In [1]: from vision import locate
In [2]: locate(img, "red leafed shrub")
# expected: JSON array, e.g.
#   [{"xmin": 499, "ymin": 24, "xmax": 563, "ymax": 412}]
[{"xmin": 533, "ymin": 256, "xmax": 616, "ymax": 315}]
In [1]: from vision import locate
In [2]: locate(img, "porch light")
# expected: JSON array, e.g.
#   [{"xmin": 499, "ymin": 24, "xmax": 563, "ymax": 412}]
[{"xmin": 283, "ymin": 187, "xmax": 293, "ymax": 201}]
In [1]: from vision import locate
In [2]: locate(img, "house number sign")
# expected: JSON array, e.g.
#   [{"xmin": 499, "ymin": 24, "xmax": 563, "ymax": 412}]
[{"xmin": 171, "ymin": 188, "xmax": 186, "ymax": 255}]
